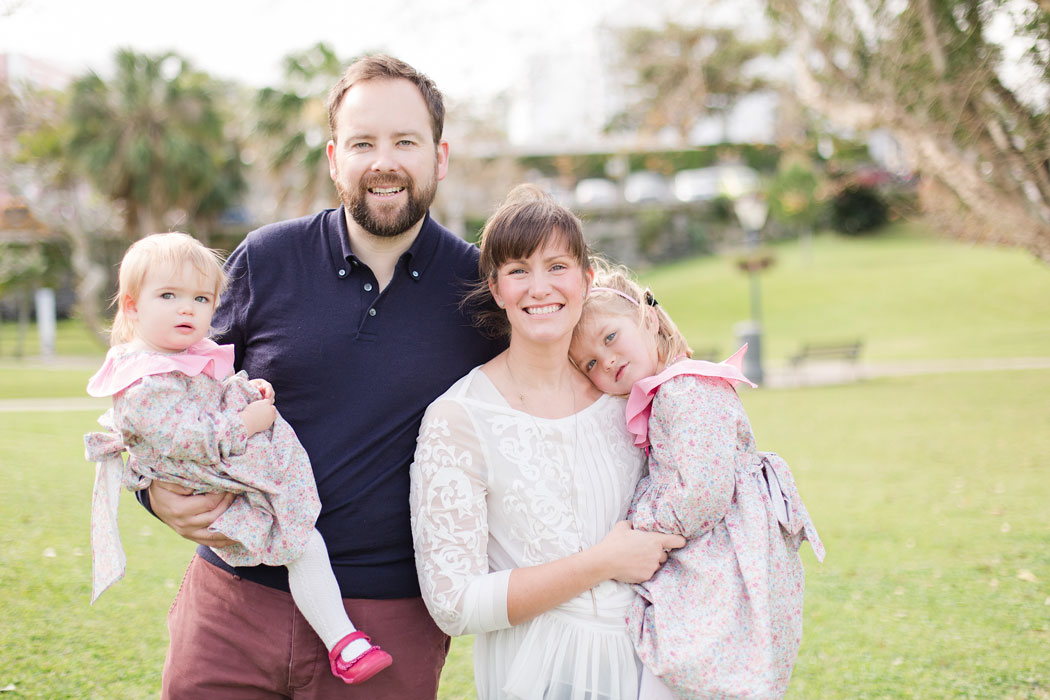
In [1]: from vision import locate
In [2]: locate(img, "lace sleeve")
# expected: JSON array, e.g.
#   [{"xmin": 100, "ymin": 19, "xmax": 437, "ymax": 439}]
[
  {"xmin": 630, "ymin": 376, "xmax": 740, "ymax": 538},
  {"xmin": 410, "ymin": 397, "xmax": 512, "ymax": 637}
]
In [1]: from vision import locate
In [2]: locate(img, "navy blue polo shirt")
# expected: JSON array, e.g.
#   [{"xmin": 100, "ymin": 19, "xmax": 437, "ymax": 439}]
[{"xmin": 195, "ymin": 208, "xmax": 503, "ymax": 598}]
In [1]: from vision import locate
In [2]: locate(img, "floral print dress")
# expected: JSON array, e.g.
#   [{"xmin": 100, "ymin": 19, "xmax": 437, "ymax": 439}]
[
  {"xmin": 84, "ymin": 339, "xmax": 320, "ymax": 602},
  {"xmin": 623, "ymin": 347, "xmax": 825, "ymax": 700}
]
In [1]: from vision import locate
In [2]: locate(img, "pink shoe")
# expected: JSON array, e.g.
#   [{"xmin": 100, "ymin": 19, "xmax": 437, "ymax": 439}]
[{"xmin": 328, "ymin": 631, "xmax": 393, "ymax": 685}]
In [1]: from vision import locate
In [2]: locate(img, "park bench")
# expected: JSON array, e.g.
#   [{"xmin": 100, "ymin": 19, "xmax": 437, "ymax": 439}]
[{"xmin": 789, "ymin": 340, "xmax": 864, "ymax": 382}]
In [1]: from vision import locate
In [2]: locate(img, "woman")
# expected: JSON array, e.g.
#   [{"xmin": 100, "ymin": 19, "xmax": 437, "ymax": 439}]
[{"xmin": 410, "ymin": 184, "xmax": 684, "ymax": 700}]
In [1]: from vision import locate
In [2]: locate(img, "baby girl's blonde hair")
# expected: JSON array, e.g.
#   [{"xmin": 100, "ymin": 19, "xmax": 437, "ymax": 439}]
[
  {"xmin": 573, "ymin": 258, "xmax": 693, "ymax": 368},
  {"xmin": 110, "ymin": 232, "xmax": 228, "ymax": 346}
]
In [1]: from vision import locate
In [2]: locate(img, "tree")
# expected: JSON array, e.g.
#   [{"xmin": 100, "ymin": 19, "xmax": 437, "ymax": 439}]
[
  {"xmin": 766, "ymin": 0, "xmax": 1050, "ymax": 263},
  {"xmin": 65, "ymin": 49, "xmax": 245, "ymax": 241},
  {"xmin": 7, "ymin": 81, "xmax": 121, "ymax": 345},
  {"xmin": 609, "ymin": 22, "xmax": 781, "ymax": 143},
  {"xmin": 253, "ymin": 42, "xmax": 345, "ymax": 217}
]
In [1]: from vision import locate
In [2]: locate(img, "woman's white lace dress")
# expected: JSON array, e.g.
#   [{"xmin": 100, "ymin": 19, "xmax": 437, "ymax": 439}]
[{"xmin": 410, "ymin": 367, "xmax": 647, "ymax": 700}]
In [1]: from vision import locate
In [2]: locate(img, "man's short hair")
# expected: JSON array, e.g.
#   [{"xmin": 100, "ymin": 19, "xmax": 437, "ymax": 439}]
[{"xmin": 326, "ymin": 54, "xmax": 445, "ymax": 145}]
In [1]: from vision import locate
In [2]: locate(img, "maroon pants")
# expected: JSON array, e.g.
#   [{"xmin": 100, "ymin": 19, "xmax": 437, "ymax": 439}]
[{"xmin": 161, "ymin": 555, "xmax": 450, "ymax": 699}]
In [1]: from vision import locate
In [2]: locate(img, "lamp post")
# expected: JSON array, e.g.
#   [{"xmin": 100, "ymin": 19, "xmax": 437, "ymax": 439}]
[{"xmin": 732, "ymin": 193, "xmax": 770, "ymax": 385}]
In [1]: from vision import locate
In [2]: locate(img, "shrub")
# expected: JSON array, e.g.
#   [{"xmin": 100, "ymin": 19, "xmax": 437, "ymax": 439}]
[{"xmin": 830, "ymin": 185, "xmax": 888, "ymax": 235}]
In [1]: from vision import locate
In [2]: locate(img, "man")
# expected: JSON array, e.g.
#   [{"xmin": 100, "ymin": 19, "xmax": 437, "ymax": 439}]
[{"xmin": 143, "ymin": 54, "xmax": 504, "ymax": 698}]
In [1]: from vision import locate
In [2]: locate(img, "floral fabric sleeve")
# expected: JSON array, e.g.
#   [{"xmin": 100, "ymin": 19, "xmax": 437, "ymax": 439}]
[
  {"xmin": 116, "ymin": 373, "xmax": 248, "ymax": 465},
  {"xmin": 410, "ymin": 397, "xmax": 512, "ymax": 637},
  {"xmin": 630, "ymin": 375, "xmax": 740, "ymax": 538}
]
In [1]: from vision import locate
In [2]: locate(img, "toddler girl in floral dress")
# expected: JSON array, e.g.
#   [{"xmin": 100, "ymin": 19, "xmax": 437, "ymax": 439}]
[
  {"xmin": 83, "ymin": 232, "xmax": 390, "ymax": 685},
  {"xmin": 569, "ymin": 264, "xmax": 825, "ymax": 700}
]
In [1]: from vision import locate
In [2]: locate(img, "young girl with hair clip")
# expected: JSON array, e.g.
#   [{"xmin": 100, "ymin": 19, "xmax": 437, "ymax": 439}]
[
  {"xmin": 84, "ymin": 232, "xmax": 391, "ymax": 685},
  {"xmin": 569, "ymin": 262, "xmax": 825, "ymax": 700}
]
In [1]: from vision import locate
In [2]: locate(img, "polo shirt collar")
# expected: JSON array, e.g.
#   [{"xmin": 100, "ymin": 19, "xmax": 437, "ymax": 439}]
[{"xmin": 325, "ymin": 206, "xmax": 438, "ymax": 283}]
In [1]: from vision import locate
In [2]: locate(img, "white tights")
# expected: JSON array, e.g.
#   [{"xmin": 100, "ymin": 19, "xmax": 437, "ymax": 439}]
[{"xmin": 286, "ymin": 529, "xmax": 372, "ymax": 662}]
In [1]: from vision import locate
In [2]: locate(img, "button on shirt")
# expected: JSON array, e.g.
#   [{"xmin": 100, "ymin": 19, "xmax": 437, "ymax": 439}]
[{"xmin": 196, "ymin": 208, "xmax": 505, "ymax": 598}]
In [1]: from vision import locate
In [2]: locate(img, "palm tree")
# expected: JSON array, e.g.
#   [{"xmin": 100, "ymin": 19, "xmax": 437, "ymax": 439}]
[
  {"xmin": 253, "ymin": 42, "xmax": 346, "ymax": 217},
  {"xmin": 66, "ymin": 49, "xmax": 245, "ymax": 240}
]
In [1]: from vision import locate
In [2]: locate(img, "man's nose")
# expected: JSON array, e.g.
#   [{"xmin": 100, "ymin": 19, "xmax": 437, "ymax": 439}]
[{"xmin": 369, "ymin": 143, "xmax": 400, "ymax": 172}]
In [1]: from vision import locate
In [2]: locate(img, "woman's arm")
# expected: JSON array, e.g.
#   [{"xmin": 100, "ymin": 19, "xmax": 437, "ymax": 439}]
[
  {"xmin": 506, "ymin": 520, "xmax": 683, "ymax": 626},
  {"xmin": 630, "ymin": 375, "xmax": 742, "ymax": 538},
  {"xmin": 411, "ymin": 398, "xmax": 507, "ymax": 636}
]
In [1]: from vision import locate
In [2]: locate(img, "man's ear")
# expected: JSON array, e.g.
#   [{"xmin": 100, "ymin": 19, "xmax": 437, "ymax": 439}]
[
  {"xmin": 436, "ymin": 140, "xmax": 450, "ymax": 181},
  {"xmin": 326, "ymin": 140, "xmax": 338, "ymax": 182}
]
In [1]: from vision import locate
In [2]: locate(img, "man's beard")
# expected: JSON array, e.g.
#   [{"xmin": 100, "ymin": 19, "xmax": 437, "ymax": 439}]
[{"xmin": 336, "ymin": 166, "xmax": 438, "ymax": 239}]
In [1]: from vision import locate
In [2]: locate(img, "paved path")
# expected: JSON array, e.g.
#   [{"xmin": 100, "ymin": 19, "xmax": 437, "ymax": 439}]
[
  {"xmin": 762, "ymin": 356, "xmax": 1050, "ymax": 388},
  {"xmin": 2, "ymin": 356, "xmax": 1048, "ymax": 412}
]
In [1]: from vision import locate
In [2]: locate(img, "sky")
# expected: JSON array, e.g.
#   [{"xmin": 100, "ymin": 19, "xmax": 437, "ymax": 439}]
[{"xmin": 0, "ymin": 0, "xmax": 687, "ymax": 101}]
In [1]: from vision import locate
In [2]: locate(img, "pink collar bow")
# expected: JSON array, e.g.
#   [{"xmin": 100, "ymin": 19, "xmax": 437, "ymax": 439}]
[
  {"xmin": 86, "ymin": 339, "xmax": 234, "ymax": 397},
  {"xmin": 624, "ymin": 344, "xmax": 757, "ymax": 450}
]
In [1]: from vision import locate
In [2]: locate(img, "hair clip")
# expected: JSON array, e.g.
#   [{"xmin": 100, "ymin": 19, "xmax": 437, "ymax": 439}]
[{"xmin": 644, "ymin": 290, "xmax": 659, "ymax": 307}]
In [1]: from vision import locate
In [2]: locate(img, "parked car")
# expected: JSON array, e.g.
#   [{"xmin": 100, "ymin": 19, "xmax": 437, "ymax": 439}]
[
  {"xmin": 574, "ymin": 178, "xmax": 619, "ymax": 207},
  {"xmin": 673, "ymin": 165, "xmax": 760, "ymax": 202},
  {"xmin": 623, "ymin": 171, "xmax": 673, "ymax": 204}
]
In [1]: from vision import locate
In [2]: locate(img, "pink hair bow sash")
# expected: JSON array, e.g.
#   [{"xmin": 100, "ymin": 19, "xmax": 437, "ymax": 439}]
[{"xmin": 84, "ymin": 413, "xmax": 132, "ymax": 603}]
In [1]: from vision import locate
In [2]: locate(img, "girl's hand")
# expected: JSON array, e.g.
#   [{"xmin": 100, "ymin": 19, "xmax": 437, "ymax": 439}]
[
  {"xmin": 148, "ymin": 481, "xmax": 236, "ymax": 547},
  {"xmin": 248, "ymin": 378, "xmax": 274, "ymax": 401},
  {"xmin": 593, "ymin": 520, "xmax": 686, "ymax": 584},
  {"xmin": 241, "ymin": 397, "xmax": 276, "ymax": 436}
]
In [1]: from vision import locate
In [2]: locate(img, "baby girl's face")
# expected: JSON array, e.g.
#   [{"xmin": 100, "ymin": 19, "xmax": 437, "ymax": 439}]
[
  {"xmin": 570, "ymin": 311, "xmax": 661, "ymax": 396},
  {"xmin": 126, "ymin": 263, "xmax": 218, "ymax": 354}
]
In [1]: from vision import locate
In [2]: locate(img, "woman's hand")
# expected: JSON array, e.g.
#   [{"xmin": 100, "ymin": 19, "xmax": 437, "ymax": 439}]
[
  {"xmin": 248, "ymin": 378, "xmax": 274, "ymax": 401},
  {"xmin": 241, "ymin": 397, "xmax": 276, "ymax": 436},
  {"xmin": 148, "ymin": 481, "xmax": 236, "ymax": 547},
  {"xmin": 593, "ymin": 520, "xmax": 686, "ymax": 584}
]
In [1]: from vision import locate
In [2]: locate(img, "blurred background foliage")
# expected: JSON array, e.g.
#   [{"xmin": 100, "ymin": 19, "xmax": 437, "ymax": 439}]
[{"xmin": 2, "ymin": 0, "xmax": 1049, "ymax": 342}]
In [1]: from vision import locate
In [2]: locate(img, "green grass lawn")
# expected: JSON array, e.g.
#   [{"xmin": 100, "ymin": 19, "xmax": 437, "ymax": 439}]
[
  {"xmin": 2, "ymin": 370, "xmax": 1047, "ymax": 699},
  {"xmin": 0, "ymin": 318, "xmax": 107, "ymax": 360},
  {"xmin": 1, "ymin": 227, "xmax": 1048, "ymax": 698},
  {"xmin": 641, "ymin": 224, "xmax": 1050, "ymax": 362}
]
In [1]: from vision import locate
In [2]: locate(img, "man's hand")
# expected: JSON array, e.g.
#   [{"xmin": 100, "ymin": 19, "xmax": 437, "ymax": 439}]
[{"xmin": 148, "ymin": 481, "xmax": 236, "ymax": 548}]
